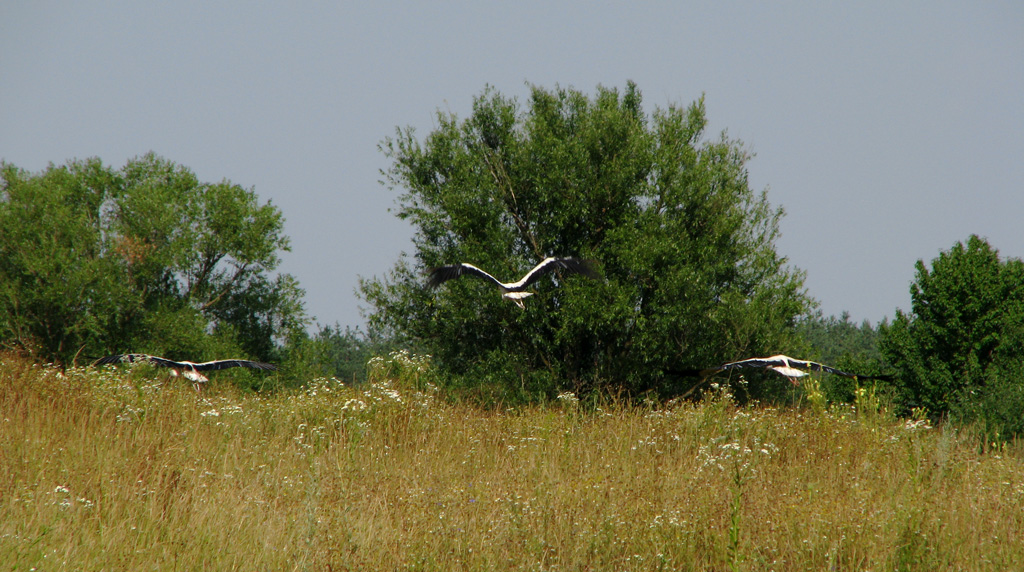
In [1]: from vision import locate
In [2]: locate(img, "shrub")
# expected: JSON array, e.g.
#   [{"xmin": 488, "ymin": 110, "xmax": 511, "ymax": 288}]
[{"xmin": 880, "ymin": 235, "xmax": 1024, "ymax": 435}]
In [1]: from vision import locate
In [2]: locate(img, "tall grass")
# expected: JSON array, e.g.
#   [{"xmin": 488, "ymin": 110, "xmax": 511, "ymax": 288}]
[{"xmin": 2, "ymin": 351, "xmax": 1023, "ymax": 570}]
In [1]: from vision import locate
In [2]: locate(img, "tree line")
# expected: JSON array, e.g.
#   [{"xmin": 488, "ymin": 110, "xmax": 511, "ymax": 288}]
[{"xmin": 3, "ymin": 83, "xmax": 1022, "ymax": 438}]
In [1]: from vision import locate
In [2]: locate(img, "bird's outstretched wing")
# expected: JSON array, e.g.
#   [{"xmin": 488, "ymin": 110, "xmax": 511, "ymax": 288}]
[
  {"xmin": 192, "ymin": 360, "xmax": 279, "ymax": 372},
  {"xmin": 805, "ymin": 361, "xmax": 858, "ymax": 378},
  {"xmin": 511, "ymin": 257, "xmax": 600, "ymax": 290},
  {"xmin": 94, "ymin": 354, "xmax": 277, "ymax": 373},
  {"xmin": 667, "ymin": 354, "xmax": 893, "ymax": 399},
  {"xmin": 427, "ymin": 257, "xmax": 599, "ymax": 292},
  {"xmin": 713, "ymin": 356, "xmax": 840, "ymax": 377},
  {"xmin": 94, "ymin": 354, "xmax": 184, "ymax": 369},
  {"xmin": 426, "ymin": 263, "xmax": 505, "ymax": 289},
  {"xmin": 93, "ymin": 354, "xmax": 133, "ymax": 366},
  {"xmin": 813, "ymin": 364, "xmax": 894, "ymax": 381},
  {"xmin": 705, "ymin": 355, "xmax": 891, "ymax": 381}
]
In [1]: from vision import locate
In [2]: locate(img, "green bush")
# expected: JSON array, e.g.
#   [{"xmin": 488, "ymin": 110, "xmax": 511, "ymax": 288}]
[
  {"xmin": 0, "ymin": 154, "xmax": 306, "ymax": 367},
  {"xmin": 880, "ymin": 235, "xmax": 1024, "ymax": 436}
]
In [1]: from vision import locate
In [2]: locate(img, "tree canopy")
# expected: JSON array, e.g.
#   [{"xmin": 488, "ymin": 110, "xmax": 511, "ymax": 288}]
[
  {"xmin": 0, "ymin": 153, "xmax": 306, "ymax": 365},
  {"xmin": 360, "ymin": 82, "xmax": 813, "ymax": 399},
  {"xmin": 880, "ymin": 235, "xmax": 1024, "ymax": 418}
]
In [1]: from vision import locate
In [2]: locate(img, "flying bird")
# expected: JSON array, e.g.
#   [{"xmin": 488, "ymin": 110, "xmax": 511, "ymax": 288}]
[
  {"xmin": 677, "ymin": 354, "xmax": 893, "ymax": 385},
  {"xmin": 94, "ymin": 354, "xmax": 278, "ymax": 389},
  {"xmin": 426, "ymin": 257, "xmax": 599, "ymax": 308}
]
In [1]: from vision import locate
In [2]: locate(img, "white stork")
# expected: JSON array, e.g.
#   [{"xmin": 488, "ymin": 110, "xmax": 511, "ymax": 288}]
[
  {"xmin": 95, "ymin": 353, "xmax": 278, "ymax": 390},
  {"xmin": 426, "ymin": 257, "xmax": 599, "ymax": 308},
  {"xmin": 694, "ymin": 354, "xmax": 892, "ymax": 385}
]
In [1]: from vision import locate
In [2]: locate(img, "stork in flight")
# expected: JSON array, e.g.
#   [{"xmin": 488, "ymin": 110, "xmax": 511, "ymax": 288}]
[
  {"xmin": 94, "ymin": 353, "xmax": 278, "ymax": 390},
  {"xmin": 426, "ymin": 257, "xmax": 599, "ymax": 308},
  {"xmin": 677, "ymin": 354, "xmax": 893, "ymax": 386}
]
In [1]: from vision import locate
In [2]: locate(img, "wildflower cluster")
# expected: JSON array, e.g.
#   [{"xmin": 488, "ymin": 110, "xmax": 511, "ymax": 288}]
[
  {"xmin": 555, "ymin": 391, "xmax": 579, "ymax": 408},
  {"xmin": 366, "ymin": 349, "xmax": 434, "ymax": 390},
  {"xmin": 695, "ymin": 436, "xmax": 778, "ymax": 475}
]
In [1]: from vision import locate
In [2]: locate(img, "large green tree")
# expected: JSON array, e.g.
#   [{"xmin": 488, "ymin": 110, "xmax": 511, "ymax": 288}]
[
  {"xmin": 361, "ymin": 83, "xmax": 812, "ymax": 399},
  {"xmin": 0, "ymin": 153, "xmax": 306, "ymax": 365},
  {"xmin": 880, "ymin": 235, "xmax": 1024, "ymax": 418}
]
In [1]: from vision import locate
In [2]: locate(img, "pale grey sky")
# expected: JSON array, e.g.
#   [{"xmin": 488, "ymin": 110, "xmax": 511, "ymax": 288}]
[{"xmin": 2, "ymin": 2, "xmax": 1022, "ymax": 329}]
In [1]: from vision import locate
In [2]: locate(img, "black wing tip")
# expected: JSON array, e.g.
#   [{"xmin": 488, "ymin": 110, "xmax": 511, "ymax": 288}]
[
  {"xmin": 93, "ymin": 354, "xmax": 124, "ymax": 366},
  {"xmin": 94, "ymin": 353, "xmax": 147, "ymax": 365},
  {"xmin": 425, "ymin": 264, "xmax": 461, "ymax": 288},
  {"xmin": 424, "ymin": 268, "xmax": 445, "ymax": 288},
  {"xmin": 573, "ymin": 259, "xmax": 601, "ymax": 279},
  {"xmin": 194, "ymin": 359, "xmax": 280, "ymax": 372},
  {"xmin": 249, "ymin": 361, "xmax": 279, "ymax": 371},
  {"xmin": 665, "ymin": 367, "xmax": 704, "ymax": 377},
  {"xmin": 547, "ymin": 257, "xmax": 600, "ymax": 279}
]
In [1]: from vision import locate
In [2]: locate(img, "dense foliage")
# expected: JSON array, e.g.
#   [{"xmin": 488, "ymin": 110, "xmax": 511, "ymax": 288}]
[
  {"xmin": 361, "ymin": 83, "xmax": 813, "ymax": 400},
  {"xmin": 0, "ymin": 153, "xmax": 307, "ymax": 367},
  {"xmin": 797, "ymin": 312, "xmax": 883, "ymax": 365},
  {"xmin": 880, "ymin": 235, "xmax": 1024, "ymax": 436}
]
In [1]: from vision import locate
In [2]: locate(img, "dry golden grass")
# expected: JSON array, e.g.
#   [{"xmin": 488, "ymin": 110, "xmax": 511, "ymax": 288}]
[{"xmin": 2, "ymin": 351, "xmax": 1023, "ymax": 571}]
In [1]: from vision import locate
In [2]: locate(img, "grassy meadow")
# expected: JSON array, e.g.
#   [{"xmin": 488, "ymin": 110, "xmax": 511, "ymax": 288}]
[{"xmin": 2, "ymin": 351, "xmax": 1023, "ymax": 571}]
